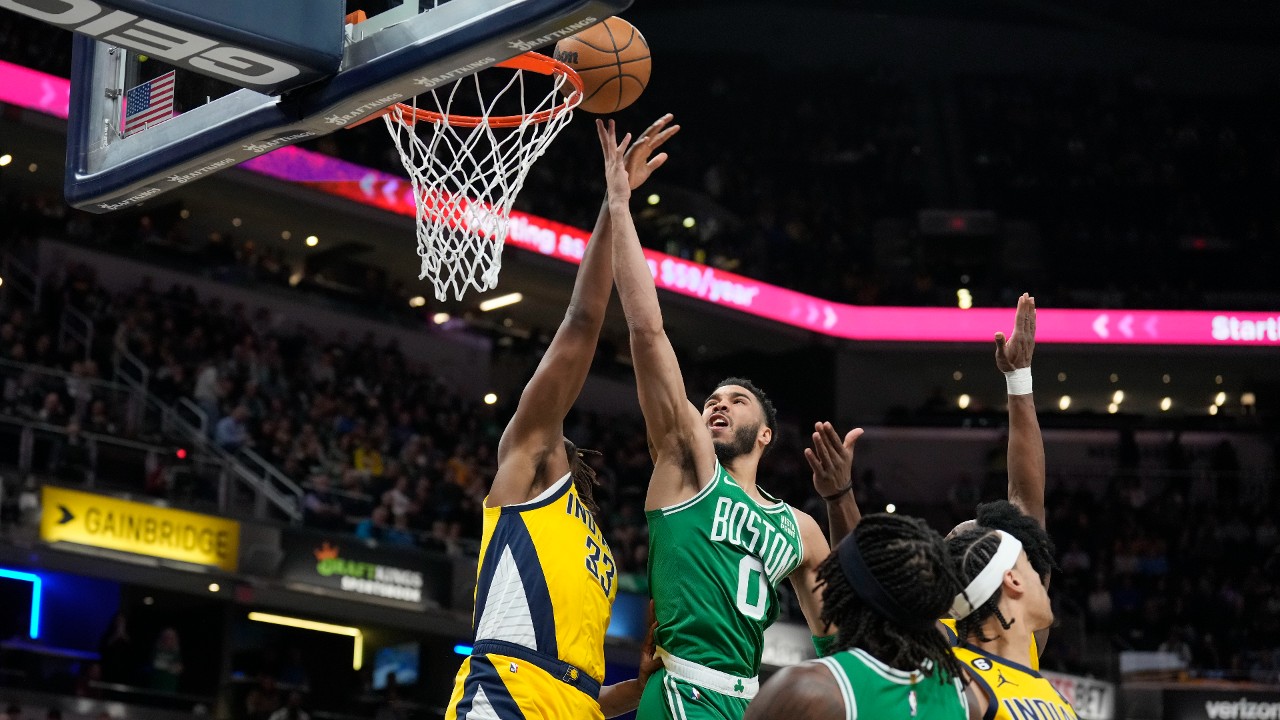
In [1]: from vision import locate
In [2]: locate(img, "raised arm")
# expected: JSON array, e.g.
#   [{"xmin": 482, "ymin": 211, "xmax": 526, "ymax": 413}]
[
  {"xmin": 788, "ymin": 510, "xmax": 833, "ymax": 637},
  {"xmin": 490, "ymin": 116, "xmax": 677, "ymax": 505},
  {"xmin": 997, "ymin": 293, "xmax": 1045, "ymax": 527},
  {"xmin": 805, "ymin": 421, "xmax": 865, "ymax": 546},
  {"xmin": 598, "ymin": 119, "xmax": 716, "ymax": 509}
]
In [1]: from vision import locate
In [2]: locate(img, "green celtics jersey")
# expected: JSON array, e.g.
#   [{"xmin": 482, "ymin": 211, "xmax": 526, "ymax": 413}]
[
  {"xmin": 818, "ymin": 647, "xmax": 968, "ymax": 720},
  {"xmin": 646, "ymin": 461, "xmax": 804, "ymax": 678}
]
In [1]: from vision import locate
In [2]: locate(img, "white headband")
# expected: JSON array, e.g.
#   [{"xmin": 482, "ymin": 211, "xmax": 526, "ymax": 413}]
[{"xmin": 950, "ymin": 530, "xmax": 1023, "ymax": 620}]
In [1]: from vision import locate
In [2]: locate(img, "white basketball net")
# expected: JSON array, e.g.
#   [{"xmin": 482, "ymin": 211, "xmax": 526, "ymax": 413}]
[{"xmin": 384, "ymin": 64, "xmax": 579, "ymax": 301}]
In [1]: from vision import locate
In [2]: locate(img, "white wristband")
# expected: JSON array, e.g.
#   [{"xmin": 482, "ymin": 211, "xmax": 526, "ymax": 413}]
[{"xmin": 1004, "ymin": 367, "xmax": 1032, "ymax": 395}]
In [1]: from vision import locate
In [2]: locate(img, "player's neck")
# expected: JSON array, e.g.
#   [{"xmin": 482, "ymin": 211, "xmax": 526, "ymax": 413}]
[
  {"xmin": 723, "ymin": 458, "xmax": 764, "ymax": 499},
  {"xmin": 973, "ymin": 610, "xmax": 1035, "ymax": 668}
]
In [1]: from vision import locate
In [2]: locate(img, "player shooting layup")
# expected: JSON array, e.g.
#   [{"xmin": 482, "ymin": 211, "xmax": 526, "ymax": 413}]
[
  {"xmin": 444, "ymin": 115, "xmax": 676, "ymax": 720},
  {"xmin": 597, "ymin": 118, "xmax": 864, "ymax": 720}
]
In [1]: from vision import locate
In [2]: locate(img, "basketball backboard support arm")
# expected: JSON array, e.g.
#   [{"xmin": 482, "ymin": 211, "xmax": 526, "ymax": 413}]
[{"xmin": 63, "ymin": 0, "xmax": 630, "ymax": 212}]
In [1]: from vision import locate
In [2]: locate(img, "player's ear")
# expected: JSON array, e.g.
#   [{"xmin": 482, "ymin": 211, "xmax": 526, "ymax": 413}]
[
  {"xmin": 1003, "ymin": 567, "xmax": 1026, "ymax": 599},
  {"xmin": 758, "ymin": 425, "xmax": 772, "ymax": 449}
]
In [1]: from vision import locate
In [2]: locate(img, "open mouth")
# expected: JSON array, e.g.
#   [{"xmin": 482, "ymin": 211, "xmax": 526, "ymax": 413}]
[{"xmin": 708, "ymin": 413, "xmax": 729, "ymax": 429}]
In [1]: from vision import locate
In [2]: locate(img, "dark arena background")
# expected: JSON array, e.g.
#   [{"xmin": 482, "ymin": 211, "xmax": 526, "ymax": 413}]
[{"xmin": 0, "ymin": 1, "xmax": 1279, "ymax": 719}]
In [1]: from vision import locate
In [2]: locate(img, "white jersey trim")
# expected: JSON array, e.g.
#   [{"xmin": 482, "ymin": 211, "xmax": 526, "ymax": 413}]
[
  {"xmin": 850, "ymin": 648, "xmax": 923, "ymax": 685},
  {"xmin": 657, "ymin": 462, "xmax": 723, "ymax": 516},
  {"xmin": 817, "ymin": 657, "xmax": 858, "ymax": 720},
  {"xmin": 508, "ymin": 472, "xmax": 570, "ymax": 508}
]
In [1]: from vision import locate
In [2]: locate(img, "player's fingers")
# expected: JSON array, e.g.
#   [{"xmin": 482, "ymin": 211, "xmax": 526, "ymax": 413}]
[
  {"xmin": 995, "ymin": 331, "xmax": 1006, "ymax": 352},
  {"xmin": 647, "ymin": 153, "xmax": 669, "ymax": 172},
  {"xmin": 820, "ymin": 422, "xmax": 844, "ymax": 453},
  {"xmin": 649, "ymin": 124, "xmax": 681, "ymax": 150},
  {"xmin": 844, "ymin": 427, "xmax": 864, "ymax": 450},
  {"xmin": 812, "ymin": 429, "xmax": 835, "ymax": 467},
  {"xmin": 643, "ymin": 113, "xmax": 673, "ymax": 137},
  {"xmin": 804, "ymin": 447, "xmax": 822, "ymax": 471},
  {"xmin": 617, "ymin": 132, "xmax": 633, "ymax": 155}
]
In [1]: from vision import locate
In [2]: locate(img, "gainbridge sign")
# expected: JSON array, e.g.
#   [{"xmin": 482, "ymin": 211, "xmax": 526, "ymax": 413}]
[{"xmin": 40, "ymin": 486, "xmax": 239, "ymax": 571}]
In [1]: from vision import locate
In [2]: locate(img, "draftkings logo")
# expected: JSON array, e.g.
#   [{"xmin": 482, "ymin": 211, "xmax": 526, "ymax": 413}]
[{"xmin": 311, "ymin": 541, "xmax": 424, "ymax": 603}]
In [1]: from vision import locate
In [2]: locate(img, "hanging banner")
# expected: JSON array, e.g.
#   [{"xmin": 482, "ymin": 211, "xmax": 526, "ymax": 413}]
[
  {"xmin": 1163, "ymin": 688, "xmax": 1280, "ymax": 720},
  {"xmin": 1044, "ymin": 671, "xmax": 1116, "ymax": 720},
  {"xmin": 40, "ymin": 486, "xmax": 239, "ymax": 571},
  {"xmin": 279, "ymin": 530, "xmax": 450, "ymax": 611}
]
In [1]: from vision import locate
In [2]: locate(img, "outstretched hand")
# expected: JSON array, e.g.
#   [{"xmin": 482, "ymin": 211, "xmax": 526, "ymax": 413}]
[
  {"xmin": 596, "ymin": 119, "xmax": 633, "ymax": 203},
  {"xmin": 637, "ymin": 600, "xmax": 663, "ymax": 688},
  {"xmin": 995, "ymin": 293, "xmax": 1036, "ymax": 373},
  {"xmin": 624, "ymin": 114, "xmax": 679, "ymax": 190},
  {"xmin": 806, "ymin": 422, "xmax": 863, "ymax": 498}
]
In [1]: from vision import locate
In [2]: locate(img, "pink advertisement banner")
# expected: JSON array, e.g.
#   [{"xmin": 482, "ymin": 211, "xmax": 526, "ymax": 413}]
[{"xmin": 6, "ymin": 59, "xmax": 1278, "ymax": 346}]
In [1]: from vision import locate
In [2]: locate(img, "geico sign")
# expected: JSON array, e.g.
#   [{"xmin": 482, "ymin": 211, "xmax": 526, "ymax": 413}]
[{"xmin": 0, "ymin": 0, "xmax": 300, "ymax": 89}]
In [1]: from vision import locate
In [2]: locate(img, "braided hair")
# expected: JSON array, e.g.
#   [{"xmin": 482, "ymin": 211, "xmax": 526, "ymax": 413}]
[
  {"xmin": 974, "ymin": 501, "xmax": 1058, "ymax": 582},
  {"xmin": 947, "ymin": 526, "xmax": 1017, "ymax": 643},
  {"xmin": 817, "ymin": 513, "xmax": 966, "ymax": 682},
  {"xmin": 563, "ymin": 438, "xmax": 602, "ymax": 520}
]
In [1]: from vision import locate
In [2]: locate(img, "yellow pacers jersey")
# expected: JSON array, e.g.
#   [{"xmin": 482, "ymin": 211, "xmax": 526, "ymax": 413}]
[
  {"xmin": 446, "ymin": 474, "xmax": 617, "ymax": 720},
  {"xmin": 940, "ymin": 618, "xmax": 1040, "ymax": 671},
  {"xmin": 953, "ymin": 643, "xmax": 1077, "ymax": 720}
]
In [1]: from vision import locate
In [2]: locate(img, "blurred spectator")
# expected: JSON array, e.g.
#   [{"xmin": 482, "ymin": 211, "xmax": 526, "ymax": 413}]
[
  {"xmin": 215, "ymin": 406, "xmax": 252, "ymax": 452},
  {"xmin": 303, "ymin": 475, "xmax": 345, "ymax": 530},
  {"xmin": 246, "ymin": 675, "xmax": 283, "ymax": 720},
  {"xmin": 355, "ymin": 506, "xmax": 392, "ymax": 542},
  {"xmin": 148, "ymin": 628, "xmax": 183, "ymax": 693},
  {"xmin": 98, "ymin": 613, "xmax": 136, "ymax": 685},
  {"xmin": 267, "ymin": 692, "xmax": 309, "ymax": 720}
]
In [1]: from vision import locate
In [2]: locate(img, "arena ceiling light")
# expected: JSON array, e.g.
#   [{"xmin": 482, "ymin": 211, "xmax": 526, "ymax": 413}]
[
  {"xmin": 478, "ymin": 293, "xmax": 523, "ymax": 312},
  {"xmin": 247, "ymin": 612, "xmax": 363, "ymax": 670},
  {"xmin": 0, "ymin": 154, "xmax": 11, "ymax": 167}
]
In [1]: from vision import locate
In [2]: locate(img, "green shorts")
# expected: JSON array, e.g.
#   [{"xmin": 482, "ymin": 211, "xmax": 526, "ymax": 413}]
[{"xmin": 636, "ymin": 668, "xmax": 749, "ymax": 720}]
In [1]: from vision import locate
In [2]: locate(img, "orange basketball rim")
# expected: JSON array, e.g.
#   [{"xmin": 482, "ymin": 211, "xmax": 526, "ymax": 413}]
[{"xmin": 356, "ymin": 52, "xmax": 584, "ymax": 129}]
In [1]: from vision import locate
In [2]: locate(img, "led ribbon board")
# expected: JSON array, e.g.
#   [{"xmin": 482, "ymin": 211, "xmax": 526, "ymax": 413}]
[{"xmin": 3, "ymin": 60, "xmax": 1278, "ymax": 346}]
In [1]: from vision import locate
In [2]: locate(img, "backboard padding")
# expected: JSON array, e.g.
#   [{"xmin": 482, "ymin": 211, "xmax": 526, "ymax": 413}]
[{"xmin": 63, "ymin": 0, "xmax": 630, "ymax": 211}]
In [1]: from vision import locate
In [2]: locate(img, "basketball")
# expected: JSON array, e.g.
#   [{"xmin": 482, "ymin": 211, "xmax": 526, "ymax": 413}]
[{"xmin": 554, "ymin": 17, "xmax": 651, "ymax": 115}]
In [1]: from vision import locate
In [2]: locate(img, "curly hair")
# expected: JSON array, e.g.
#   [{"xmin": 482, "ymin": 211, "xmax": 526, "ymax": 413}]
[
  {"xmin": 974, "ymin": 500, "xmax": 1058, "ymax": 582},
  {"xmin": 817, "ymin": 513, "xmax": 966, "ymax": 682},
  {"xmin": 563, "ymin": 438, "xmax": 602, "ymax": 520},
  {"xmin": 947, "ymin": 526, "xmax": 1019, "ymax": 643}
]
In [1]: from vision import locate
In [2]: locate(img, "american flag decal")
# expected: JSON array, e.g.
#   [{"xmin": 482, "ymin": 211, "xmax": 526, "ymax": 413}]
[{"xmin": 122, "ymin": 71, "xmax": 175, "ymax": 137}]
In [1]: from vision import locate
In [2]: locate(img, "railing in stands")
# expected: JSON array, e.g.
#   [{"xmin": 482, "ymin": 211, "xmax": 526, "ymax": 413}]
[
  {"xmin": 240, "ymin": 446, "xmax": 305, "ymax": 514},
  {"xmin": 0, "ymin": 413, "xmax": 302, "ymax": 523},
  {"xmin": 110, "ymin": 348, "xmax": 302, "ymax": 521},
  {"xmin": 1, "ymin": 253, "xmax": 41, "ymax": 313},
  {"xmin": 58, "ymin": 304, "xmax": 93, "ymax": 360},
  {"xmin": 0, "ymin": 357, "xmax": 139, "ymax": 434}
]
